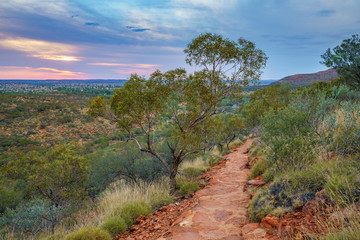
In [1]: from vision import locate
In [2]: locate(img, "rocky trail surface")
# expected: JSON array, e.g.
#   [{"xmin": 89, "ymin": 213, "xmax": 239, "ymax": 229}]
[{"xmin": 115, "ymin": 139, "xmax": 277, "ymax": 240}]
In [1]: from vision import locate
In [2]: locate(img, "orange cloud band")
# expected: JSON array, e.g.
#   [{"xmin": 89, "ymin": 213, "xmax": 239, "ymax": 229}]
[
  {"xmin": 0, "ymin": 66, "xmax": 88, "ymax": 79},
  {"xmin": 0, "ymin": 37, "xmax": 81, "ymax": 61}
]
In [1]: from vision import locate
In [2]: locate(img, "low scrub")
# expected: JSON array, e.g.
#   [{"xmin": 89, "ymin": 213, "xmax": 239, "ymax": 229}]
[
  {"xmin": 179, "ymin": 182, "xmax": 200, "ymax": 195},
  {"xmin": 182, "ymin": 167, "xmax": 203, "ymax": 179},
  {"xmin": 100, "ymin": 217, "xmax": 127, "ymax": 236},
  {"xmin": 248, "ymin": 157, "xmax": 272, "ymax": 180},
  {"xmin": 65, "ymin": 227, "xmax": 111, "ymax": 240},
  {"xmin": 249, "ymin": 167, "xmax": 326, "ymax": 221},
  {"xmin": 113, "ymin": 201, "xmax": 151, "ymax": 226}
]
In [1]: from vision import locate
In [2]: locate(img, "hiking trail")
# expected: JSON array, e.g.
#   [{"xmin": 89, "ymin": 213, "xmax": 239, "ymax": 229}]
[{"xmin": 116, "ymin": 139, "xmax": 275, "ymax": 240}]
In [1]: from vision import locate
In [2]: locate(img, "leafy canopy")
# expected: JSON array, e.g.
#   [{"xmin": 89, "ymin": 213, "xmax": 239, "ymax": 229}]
[
  {"xmin": 108, "ymin": 33, "xmax": 267, "ymax": 192},
  {"xmin": 321, "ymin": 34, "xmax": 360, "ymax": 89}
]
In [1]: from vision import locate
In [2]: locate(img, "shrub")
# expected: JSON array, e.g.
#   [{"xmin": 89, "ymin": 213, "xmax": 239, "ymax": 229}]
[
  {"xmin": 208, "ymin": 154, "xmax": 223, "ymax": 166},
  {"xmin": 262, "ymin": 167, "xmax": 276, "ymax": 182},
  {"xmin": 325, "ymin": 228, "xmax": 360, "ymax": 240},
  {"xmin": 0, "ymin": 187, "xmax": 22, "ymax": 213},
  {"xmin": 65, "ymin": 227, "xmax": 111, "ymax": 240},
  {"xmin": 325, "ymin": 175, "xmax": 360, "ymax": 206},
  {"xmin": 248, "ymin": 167, "xmax": 326, "ymax": 221},
  {"xmin": 183, "ymin": 167, "xmax": 203, "ymax": 179},
  {"xmin": 332, "ymin": 102, "xmax": 360, "ymax": 155},
  {"xmin": 100, "ymin": 217, "xmax": 127, "ymax": 236},
  {"xmin": 47, "ymin": 233, "xmax": 65, "ymax": 240},
  {"xmin": 149, "ymin": 194, "xmax": 174, "ymax": 210},
  {"xmin": 261, "ymin": 106, "xmax": 318, "ymax": 171},
  {"xmin": 248, "ymin": 157, "xmax": 271, "ymax": 180},
  {"xmin": 179, "ymin": 182, "xmax": 200, "ymax": 195},
  {"xmin": 114, "ymin": 201, "xmax": 151, "ymax": 226}
]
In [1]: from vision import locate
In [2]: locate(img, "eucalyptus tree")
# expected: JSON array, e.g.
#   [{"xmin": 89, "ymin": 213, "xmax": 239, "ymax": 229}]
[
  {"xmin": 108, "ymin": 33, "xmax": 267, "ymax": 192},
  {"xmin": 321, "ymin": 34, "xmax": 360, "ymax": 89}
]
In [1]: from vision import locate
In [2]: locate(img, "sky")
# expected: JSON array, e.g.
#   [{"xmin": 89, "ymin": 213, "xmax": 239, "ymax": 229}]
[{"xmin": 0, "ymin": 0, "xmax": 359, "ymax": 80}]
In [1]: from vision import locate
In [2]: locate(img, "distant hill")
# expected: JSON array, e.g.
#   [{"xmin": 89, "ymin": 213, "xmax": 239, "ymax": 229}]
[{"xmin": 273, "ymin": 68, "xmax": 338, "ymax": 85}]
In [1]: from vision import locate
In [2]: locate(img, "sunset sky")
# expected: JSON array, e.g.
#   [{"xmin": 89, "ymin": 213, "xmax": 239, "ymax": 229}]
[{"xmin": 0, "ymin": 0, "xmax": 359, "ymax": 80}]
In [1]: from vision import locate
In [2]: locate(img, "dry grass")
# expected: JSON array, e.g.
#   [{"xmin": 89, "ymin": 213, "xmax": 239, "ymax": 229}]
[
  {"xmin": 318, "ymin": 203, "xmax": 360, "ymax": 240},
  {"xmin": 36, "ymin": 179, "xmax": 171, "ymax": 240},
  {"xmin": 179, "ymin": 147, "xmax": 221, "ymax": 172}
]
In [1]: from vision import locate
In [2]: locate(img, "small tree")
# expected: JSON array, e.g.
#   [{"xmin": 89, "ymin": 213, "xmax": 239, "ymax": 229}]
[
  {"xmin": 88, "ymin": 96, "xmax": 107, "ymax": 117},
  {"xmin": 107, "ymin": 33, "xmax": 267, "ymax": 192},
  {"xmin": 5, "ymin": 143, "xmax": 89, "ymax": 207},
  {"xmin": 321, "ymin": 34, "xmax": 360, "ymax": 89}
]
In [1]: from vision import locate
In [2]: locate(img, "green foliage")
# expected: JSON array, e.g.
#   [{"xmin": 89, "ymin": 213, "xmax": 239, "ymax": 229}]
[
  {"xmin": 86, "ymin": 143, "xmax": 166, "ymax": 196},
  {"xmin": 325, "ymin": 174, "xmax": 360, "ymax": 206},
  {"xmin": 248, "ymin": 158, "xmax": 272, "ymax": 180},
  {"xmin": 108, "ymin": 33, "xmax": 267, "ymax": 192},
  {"xmin": 184, "ymin": 32, "xmax": 267, "ymax": 85},
  {"xmin": 324, "ymin": 228, "xmax": 360, "ymax": 240},
  {"xmin": 114, "ymin": 201, "xmax": 151, "ymax": 226},
  {"xmin": 332, "ymin": 101, "xmax": 360, "ymax": 155},
  {"xmin": 262, "ymin": 167, "xmax": 276, "ymax": 182},
  {"xmin": 261, "ymin": 105, "xmax": 317, "ymax": 170},
  {"xmin": 149, "ymin": 194, "xmax": 174, "ymax": 210},
  {"xmin": 65, "ymin": 227, "xmax": 112, "ymax": 240},
  {"xmin": 179, "ymin": 182, "xmax": 200, "ymax": 195},
  {"xmin": 0, "ymin": 185, "xmax": 22, "ymax": 213},
  {"xmin": 88, "ymin": 96, "xmax": 107, "ymax": 117},
  {"xmin": 0, "ymin": 199, "xmax": 68, "ymax": 238},
  {"xmin": 249, "ymin": 167, "xmax": 327, "ymax": 221},
  {"xmin": 207, "ymin": 154, "xmax": 223, "ymax": 166},
  {"xmin": 206, "ymin": 114, "xmax": 245, "ymax": 152},
  {"xmin": 182, "ymin": 167, "xmax": 203, "ymax": 179},
  {"xmin": 242, "ymin": 84, "xmax": 292, "ymax": 128},
  {"xmin": 321, "ymin": 34, "xmax": 360, "ymax": 89},
  {"xmin": 100, "ymin": 217, "xmax": 127, "ymax": 236},
  {"xmin": 5, "ymin": 143, "xmax": 89, "ymax": 206}
]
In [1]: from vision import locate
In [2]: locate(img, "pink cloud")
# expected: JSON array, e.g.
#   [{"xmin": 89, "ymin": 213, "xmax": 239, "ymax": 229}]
[{"xmin": 0, "ymin": 66, "xmax": 89, "ymax": 79}]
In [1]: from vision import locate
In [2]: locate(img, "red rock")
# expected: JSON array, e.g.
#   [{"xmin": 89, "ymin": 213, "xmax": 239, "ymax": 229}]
[
  {"xmin": 242, "ymin": 223, "xmax": 260, "ymax": 235},
  {"xmin": 261, "ymin": 214, "xmax": 280, "ymax": 228},
  {"xmin": 192, "ymin": 212, "xmax": 211, "ymax": 223},
  {"xmin": 247, "ymin": 180, "xmax": 266, "ymax": 187},
  {"xmin": 158, "ymin": 206, "xmax": 168, "ymax": 212},
  {"xmin": 225, "ymin": 216, "xmax": 248, "ymax": 226},
  {"xmin": 214, "ymin": 209, "xmax": 233, "ymax": 221}
]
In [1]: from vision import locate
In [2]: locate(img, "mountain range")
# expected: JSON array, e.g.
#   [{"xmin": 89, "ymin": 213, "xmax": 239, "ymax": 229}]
[{"xmin": 272, "ymin": 68, "xmax": 338, "ymax": 85}]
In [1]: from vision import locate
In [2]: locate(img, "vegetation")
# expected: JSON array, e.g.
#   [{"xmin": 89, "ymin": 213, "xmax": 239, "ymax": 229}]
[
  {"xmin": 321, "ymin": 33, "xmax": 360, "ymax": 89},
  {"xmin": 2, "ymin": 32, "xmax": 359, "ymax": 239},
  {"xmin": 244, "ymin": 41, "xmax": 360, "ymax": 238},
  {"xmin": 96, "ymin": 32, "xmax": 267, "ymax": 192}
]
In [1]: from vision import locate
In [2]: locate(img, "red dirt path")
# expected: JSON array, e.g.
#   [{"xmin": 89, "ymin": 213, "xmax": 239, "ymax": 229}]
[{"xmin": 115, "ymin": 139, "xmax": 275, "ymax": 240}]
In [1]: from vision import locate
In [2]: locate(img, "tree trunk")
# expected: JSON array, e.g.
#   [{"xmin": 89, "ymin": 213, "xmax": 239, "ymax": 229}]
[{"xmin": 169, "ymin": 163, "xmax": 179, "ymax": 194}]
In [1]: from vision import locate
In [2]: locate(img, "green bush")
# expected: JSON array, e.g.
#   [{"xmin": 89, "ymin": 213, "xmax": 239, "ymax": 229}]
[
  {"xmin": 100, "ymin": 217, "xmax": 127, "ymax": 236},
  {"xmin": 206, "ymin": 154, "xmax": 223, "ymax": 166},
  {"xmin": 249, "ymin": 167, "xmax": 327, "ymax": 222},
  {"xmin": 183, "ymin": 167, "xmax": 203, "ymax": 178},
  {"xmin": 262, "ymin": 167, "xmax": 276, "ymax": 182},
  {"xmin": 65, "ymin": 227, "xmax": 111, "ymax": 240},
  {"xmin": 114, "ymin": 201, "xmax": 151, "ymax": 226},
  {"xmin": 47, "ymin": 233, "xmax": 65, "ymax": 240},
  {"xmin": 332, "ymin": 102, "xmax": 360, "ymax": 155},
  {"xmin": 324, "ymin": 228, "xmax": 360, "ymax": 240},
  {"xmin": 261, "ymin": 105, "xmax": 318, "ymax": 171},
  {"xmin": 0, "ymin": 187, "xmax": 22, "ymax": 213},
  {"xmin": 149, "ymin": 194, "xmax": 174, "ymax": 210},
  {"xmin": 248, "ymin": 158, "xmax": 271, "ymax": 180},
  {"xmin": 179, "ymin": 182, "xmax": 200, "ymax": 195},
  {"xmin": 325, "ymin": 175, "xmax": 360, "ymax": 206}
]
